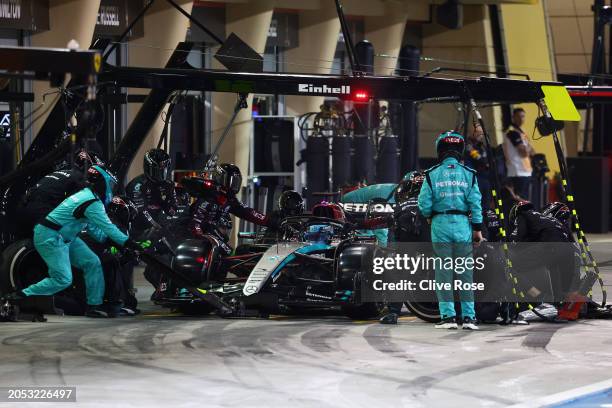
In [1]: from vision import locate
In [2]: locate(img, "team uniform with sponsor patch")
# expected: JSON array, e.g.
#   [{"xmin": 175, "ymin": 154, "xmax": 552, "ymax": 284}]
[
  {"xmin": 340, "ymin": 183, "xmax": 396, "ymax": 247},
  {"xmin": 418, "ymin": 133, "xmax": 483, "ymax": 325}
]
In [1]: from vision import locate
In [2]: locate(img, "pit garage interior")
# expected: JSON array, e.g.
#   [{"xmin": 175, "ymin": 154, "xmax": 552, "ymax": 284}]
[{"xmin": 1, "ymin": 1, "xmax": 612, "ymax": 407}]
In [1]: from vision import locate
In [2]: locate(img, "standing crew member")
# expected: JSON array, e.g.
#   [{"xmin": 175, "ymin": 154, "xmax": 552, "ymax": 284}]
[
  {"xmin": 503, "ymin": 108, "xmax": 534, "ymax": 200},
  {"xmin": 418, "ymin": 131, "xmax": 483, "ymax": 330},
  {"xmin": 11, "ymin": 166, "xmax": 143, "ymax": 317}
]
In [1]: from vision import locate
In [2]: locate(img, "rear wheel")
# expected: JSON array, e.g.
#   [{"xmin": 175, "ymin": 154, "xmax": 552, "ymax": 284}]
[
  {"xmin": 404, "ymin": 300, "xmax": 441, "ymax": 323},
  {"xmin": 0, "ymin": 239, "xmax": 47, "ymax": 294}
]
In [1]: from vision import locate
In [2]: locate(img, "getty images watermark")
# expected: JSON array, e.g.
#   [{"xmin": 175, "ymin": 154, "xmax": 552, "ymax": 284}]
[
  {"xmin": 371, "ymin": 252, "xmax": 487, "ymax": 292},
  {"xmin": 360, "ymin": 242, "xmax": 591, "ymax": 303}
]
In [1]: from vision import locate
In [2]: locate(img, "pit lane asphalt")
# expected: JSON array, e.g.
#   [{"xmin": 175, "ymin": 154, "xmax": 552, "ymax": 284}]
[{"xmin": 2, "ymin": 237, "xmax": 612, "ymax": 408}]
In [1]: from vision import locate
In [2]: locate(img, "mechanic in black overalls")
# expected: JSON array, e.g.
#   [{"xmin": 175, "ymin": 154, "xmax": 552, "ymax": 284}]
[
  {"xmin": 509, "ymin": 201, "xmax": 578, "ymax": 302},
  {"xmin": 23, "ymin": 149, "xmax": 104, "ymax": 231},
  {"xmin": 125, "ymin": 148, "xmax": 178, "ymax": 237},
  {"xmin": 540, "ymin": 201, "xmax": 572, "ymax": 238},
  {"xmin": 185, "ymin": 163, "xmax": 279, "ymax": 257}
]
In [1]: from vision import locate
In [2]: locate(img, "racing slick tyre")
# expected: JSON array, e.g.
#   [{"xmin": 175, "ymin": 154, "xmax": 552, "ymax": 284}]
[
  {"xmin": 341, "ymin": 302, "xmax": 385, "ymax": 320},
  {"xmin": 404, "ymin": 300, "xmax": 441, "ymax": 323},
  {"xmin": 0, "ymin": 239, "xmax": 47, "ymax": 294}
]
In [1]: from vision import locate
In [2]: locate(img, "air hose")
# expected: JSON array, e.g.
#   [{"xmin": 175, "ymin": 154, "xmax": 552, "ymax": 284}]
[
  {"xmin": 467, "ymin": 96, "xmax": 557, "ymax": 323},
  {"xmin": 537, "ymin": 99, "xmax": 606, "ymax": 309}
]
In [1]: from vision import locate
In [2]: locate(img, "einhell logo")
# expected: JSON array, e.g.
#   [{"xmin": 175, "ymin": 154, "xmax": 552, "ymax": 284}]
[
  {"xmin": 298, "ymin": 84, "xmax": 351, "ymax": 95},
  {"xmin": 97, "ymin": 5, "xmax": 120, "ymax": 27},
  {"xmin": 0, "ymin": 0, "xmax": 21, "ymax": 20}
]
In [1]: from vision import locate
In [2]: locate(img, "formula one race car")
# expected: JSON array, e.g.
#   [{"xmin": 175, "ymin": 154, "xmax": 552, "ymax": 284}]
[{"xmin": 150, "ymin": 213, "xmax": 385, "ymax": 319}]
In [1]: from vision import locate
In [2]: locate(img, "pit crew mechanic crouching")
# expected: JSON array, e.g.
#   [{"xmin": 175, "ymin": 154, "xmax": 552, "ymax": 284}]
[
  {"xmin": 11, "ymin": 166, "xmax": 143, "ymax": 318},
  {"xmin": 418, "ymin": 131, "xmax": 483, "ymax": 330},
  {"xmin": 508, "ymin": 201, "xmax": 578, "ymax": 301},
  {"xmin": 185, "ymin": 163, "xmax": 279, "ymax": 256}
]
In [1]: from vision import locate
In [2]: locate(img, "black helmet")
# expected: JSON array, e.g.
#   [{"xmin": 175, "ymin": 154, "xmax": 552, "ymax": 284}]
[
  {"xmin": 108, "ymin": 196, "xmax": 138, "ymax": 233},
  {"xmin": 205, "ymin": 163, "xmax": 242, "ymax": 195},
  {"xmin": 509, "ymin": 200, "xmax": 534, "ymax": 226},
  {"xmin": 395, "ymin": 171, "xmax": 425, "ymax": 203},
  {"xmin": 435, "ymin": 131, "xmax": 465, "ymax": 161},
  {"xmin": 541, "ymin": 201, "xmax": 570, "ymax": 224},
  {"xmin": 144, "ymin": 148, "xmax": 171, "ymax": 182},
  {"xmin": 278, "ymin": 190, "xmax": 304, "ymax": 217},
  {"xmin": 86, "ymin": 165, "xmax": 118, "ymax": 206}
]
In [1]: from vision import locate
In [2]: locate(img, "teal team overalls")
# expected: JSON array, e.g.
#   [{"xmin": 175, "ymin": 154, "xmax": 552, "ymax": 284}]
[
  {"xmin": 418, "ymin": 140, "xmax": 483, "ymax": 320},
  {"xmin": 341, "ymin": 183, "xmax": 397, "ymax": 247},
  {"xmin": 25, "ymin": 187, "xmax": 129, "ymax": 306}
]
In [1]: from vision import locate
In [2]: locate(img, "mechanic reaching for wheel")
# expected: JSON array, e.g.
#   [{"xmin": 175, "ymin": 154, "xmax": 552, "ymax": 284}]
[
  {"xmin": 126, "ymin": 148, "xmax": 178, "ymax": 236},
  {"xmin": 9, "ymin": 165, "xmax": 146, "ymax": 318},
  {"xmin": 87, "ymin": 196, "xmax": 142, "ymax": 316},
  {"xmin": 508, "ymin": 201, "xmax": 578, "ymax": 301},
  {"xmin": 418, "ymin": 131, "xmax": 483, "ymax": 330},
  {"xmin": 184, "ymin": 163, "xmax": 279, "ymax": 255}
]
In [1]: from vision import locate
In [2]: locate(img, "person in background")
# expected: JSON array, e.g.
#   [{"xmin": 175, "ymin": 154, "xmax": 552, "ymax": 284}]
[
  {"xmin": 503, "ymin": 108, "xmax": 534, "ymax": 200},
  {"xmin": 464, "ymin": 123, "xmax": 491, "ymax": 210}
]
